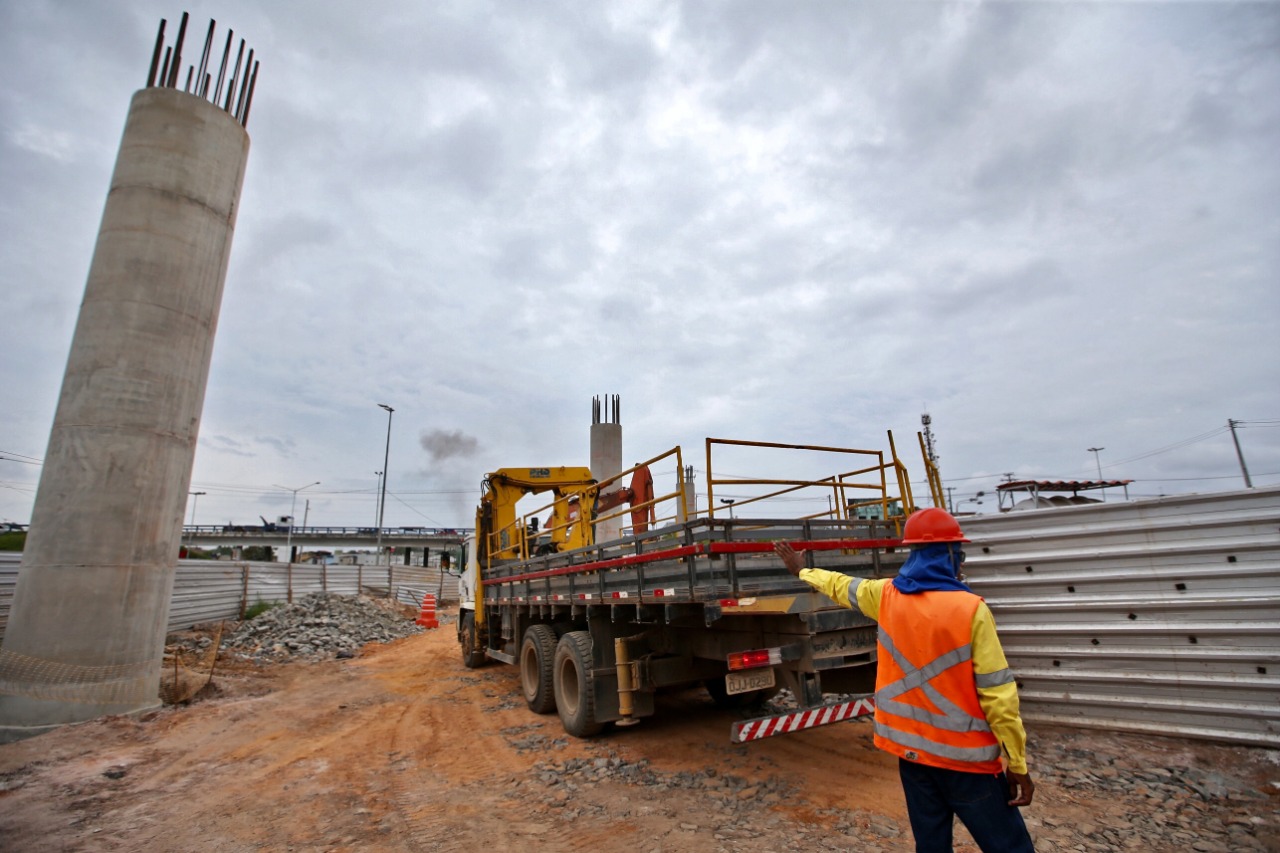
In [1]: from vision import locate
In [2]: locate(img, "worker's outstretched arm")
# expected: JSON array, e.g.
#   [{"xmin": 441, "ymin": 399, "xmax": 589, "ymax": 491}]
[{"xmin": 774, "ymin": 542, "xmax": 883, "ymax": 618}]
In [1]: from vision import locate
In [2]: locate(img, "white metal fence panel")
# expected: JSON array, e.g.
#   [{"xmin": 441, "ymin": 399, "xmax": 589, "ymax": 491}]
[
  {"xmin": 0, "ymin": 553, "xmax": 19, "ymax": 635},
  {"xmin": 962, "ymin": 485, "xmax": 1280, "ymax": 747},
  {"xmin": 169, "ymin": 561, "xmax": 248, "ymax": 628}
]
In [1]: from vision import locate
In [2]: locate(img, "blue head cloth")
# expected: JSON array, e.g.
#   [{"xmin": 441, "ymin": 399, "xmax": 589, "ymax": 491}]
[{"xmin": 891, "ymin": 542, "xmax": 972, "ymax": 594}]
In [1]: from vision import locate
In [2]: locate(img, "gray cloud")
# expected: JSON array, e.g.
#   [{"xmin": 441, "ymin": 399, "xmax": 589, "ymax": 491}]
[{"xmin": 1, "ymin": 1, "xmax": 1276, "ymax": 528}]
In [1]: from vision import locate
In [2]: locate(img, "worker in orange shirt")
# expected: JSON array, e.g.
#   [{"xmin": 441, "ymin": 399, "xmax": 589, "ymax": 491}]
[{"xmin": 776, "ymin": 507, "xmax": 1035, "ymax": 852}]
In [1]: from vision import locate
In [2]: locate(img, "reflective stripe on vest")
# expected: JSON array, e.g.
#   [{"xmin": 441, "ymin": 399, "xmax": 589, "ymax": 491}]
[
  {"xmin": 873, "ymin": 587, "xmax": 1002, "ymax": 771},
  {"xmin": 877, "ymin": 629, "xmax": 994, "ymax": 734},
  {"xmin": 872, "ymin": 721, "xmax": 1001, "ymax": 765}
]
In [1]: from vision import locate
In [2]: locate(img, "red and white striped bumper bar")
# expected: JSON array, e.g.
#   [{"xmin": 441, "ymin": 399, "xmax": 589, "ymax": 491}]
[{"xmin": 730, "ymin": 695, "xmax": 875, "ymax": 743}]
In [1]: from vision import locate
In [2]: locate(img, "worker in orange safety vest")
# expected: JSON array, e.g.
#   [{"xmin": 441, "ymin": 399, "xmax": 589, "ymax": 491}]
[{"xmin": 776, "ymin": 507, "xmax": 1035, "ymax": 852}]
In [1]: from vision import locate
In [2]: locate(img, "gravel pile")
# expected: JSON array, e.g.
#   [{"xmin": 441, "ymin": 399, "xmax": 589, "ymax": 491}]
[
  {"xmin": 1023, "ymin": 737, "xmax": 1275, "ymax": 852},
  {"xmin": 221, "ymin": 593, "xmax": 422, "ymax": 661}
]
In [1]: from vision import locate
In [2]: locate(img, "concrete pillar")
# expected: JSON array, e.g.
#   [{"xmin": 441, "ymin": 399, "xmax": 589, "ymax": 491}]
[
  {"xmin": 591, "ymin": 395, "xmax": 623, "ymax": 542},
  {"xmin": 0, "ymin": 86, "xmax": 250, "ymax": 740},
  {"xmin": 678, "ymin": 465, "xmax": 698, "ymax": 522}
]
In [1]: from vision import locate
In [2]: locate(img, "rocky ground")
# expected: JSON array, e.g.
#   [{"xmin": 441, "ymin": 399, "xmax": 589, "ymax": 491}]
[{"xmin": 1, "ymin": 595, "xmax": 1277, "ymax": 852}]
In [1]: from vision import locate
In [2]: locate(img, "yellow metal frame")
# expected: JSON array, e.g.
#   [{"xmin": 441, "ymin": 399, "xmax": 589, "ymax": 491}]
[
  {"xmin": 478, "ymin": 447, "xmax": 688, "ymax": 570},
  {"xmin": 704, "ymin": 435, "xmax": 914, "ymax": 530}
]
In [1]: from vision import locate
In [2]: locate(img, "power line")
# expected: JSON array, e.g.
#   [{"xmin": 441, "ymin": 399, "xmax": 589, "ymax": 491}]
[
  {"xmin": 1101, "ymin": 427, "xmax": 1229, "ymax": 468},
  {"xmin": 0, "ymin": 455, "xmax": 42, "ymax": 466},
  {"xmin": 386, "ymin": 490, "xmax": 443, "ymax": 526}
]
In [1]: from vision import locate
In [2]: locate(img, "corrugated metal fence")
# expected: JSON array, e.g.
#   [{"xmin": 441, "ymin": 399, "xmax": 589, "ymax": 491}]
[
  {"xmin": 1, "ymin": 486, "xmax": 1276, "ymax": 745},
  {"xmin": 0, "ymin": 556, "xmax": 459, "ymax": 636},
  {"xmin": 963, "ymin": 485, "xmax": 1280, "ymax": 747}
]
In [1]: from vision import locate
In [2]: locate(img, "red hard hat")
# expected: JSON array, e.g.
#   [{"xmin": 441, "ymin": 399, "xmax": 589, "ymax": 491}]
[{"xmin": 901, "ymin": 507, "xmax": 970, "ymax": 544}]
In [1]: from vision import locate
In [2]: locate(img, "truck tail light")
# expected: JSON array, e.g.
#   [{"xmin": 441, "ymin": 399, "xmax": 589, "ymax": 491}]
[{"xmin": 727, "ymin": 648, "xmax": 783, "ymax": 671}]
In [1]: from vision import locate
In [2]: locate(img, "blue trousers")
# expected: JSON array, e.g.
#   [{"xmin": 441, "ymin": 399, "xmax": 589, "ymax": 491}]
[{"xmin": 898, "ymin": 758, "xmax": 1035, "ymax": 852}]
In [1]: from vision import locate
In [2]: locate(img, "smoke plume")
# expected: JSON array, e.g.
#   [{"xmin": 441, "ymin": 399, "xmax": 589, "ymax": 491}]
[{"xmin": 420, "ymin": 428, "xmax": 479, "ymax": 462}]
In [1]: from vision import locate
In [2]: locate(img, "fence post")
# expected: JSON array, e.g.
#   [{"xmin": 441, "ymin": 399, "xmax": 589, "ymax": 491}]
[
  {"xmin": 240, "ymin": 562, "xmax": 249, "ymax": 619},
  {"xmin": 322, "ymin": 561, "xmax": 327, "ymax": 593},
  {"xmin": 287, "ymin": 560, "xmax": 293, "ymax": 603}
]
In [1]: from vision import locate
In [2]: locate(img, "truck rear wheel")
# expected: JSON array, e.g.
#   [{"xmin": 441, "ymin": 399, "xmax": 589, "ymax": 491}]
[
  {"xmin": 553, "ymin": 631, "xmax": 604, "ymax": 737},
  {"xmin": 520, "ymin": 624, "xmax": 558, "ymax": 713},
  {"xmin": 460, "ymin": 610, "xmax": 486, "ymax": 669}
]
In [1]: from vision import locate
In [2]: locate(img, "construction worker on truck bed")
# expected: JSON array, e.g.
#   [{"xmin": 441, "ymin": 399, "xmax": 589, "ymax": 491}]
[{"xmin": 776, "ymin": 507, "xmax": 1035, "ymax": 853}]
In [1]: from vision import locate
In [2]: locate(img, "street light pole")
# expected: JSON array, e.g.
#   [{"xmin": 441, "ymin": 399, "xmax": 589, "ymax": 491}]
[
  {"xmin": 186, "ymin": 490, "xmax": 205, "ymax": 553},
  {"xmin": 721, "ymin": 498, "xmax": 735, "ymax": 519},
  {"xmin": 376, "ymin": 403, "xmax": 395, "ymax": 567},
  {"xmin": 1087, "ymin": 447, "xmax": 1105, "ymax": 502},
  {"xmin": 275, "ymin": 481, "xmax": 320, "ymax": 565}
]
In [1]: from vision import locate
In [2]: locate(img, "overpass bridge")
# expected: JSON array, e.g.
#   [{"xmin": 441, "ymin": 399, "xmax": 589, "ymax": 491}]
[{"xmin": 182, "ymin": 525, "xmax": 470, "ymax": 555}]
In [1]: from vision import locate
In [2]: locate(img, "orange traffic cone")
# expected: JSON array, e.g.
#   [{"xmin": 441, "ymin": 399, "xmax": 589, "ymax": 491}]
[{"xmin": 415, "ymin": 593, "xmax": 439, "ymax": 629}]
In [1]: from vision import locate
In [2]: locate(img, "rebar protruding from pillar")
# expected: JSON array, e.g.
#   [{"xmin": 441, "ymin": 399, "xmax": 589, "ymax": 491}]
[
  {"xmin": 147, "ymin": 13, "xmax": 260, "ymax": 129},
  {"xmin": 592, "ymin": 393, "xmax": 621, "ymax": 425}
]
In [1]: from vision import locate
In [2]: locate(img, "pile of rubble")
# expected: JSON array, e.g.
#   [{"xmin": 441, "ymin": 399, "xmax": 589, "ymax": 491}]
[{"xmin": 220, "ymin": 593, "xmax": 422, "ymax": 662}]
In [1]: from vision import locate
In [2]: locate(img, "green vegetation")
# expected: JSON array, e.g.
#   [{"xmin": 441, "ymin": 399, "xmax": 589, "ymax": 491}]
[
  {"xmin": 0, "ymin": 531, "xmax": 26, "ymax": 551},
  {"xmin": 243, "ymin": 599, "xmax": 280, "ymax": 620}
]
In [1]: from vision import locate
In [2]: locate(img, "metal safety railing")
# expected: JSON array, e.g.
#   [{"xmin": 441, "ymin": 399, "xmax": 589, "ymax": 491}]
[{"xmin": 703, "ymin": 433, "xmax": 920, "ymax": 529}]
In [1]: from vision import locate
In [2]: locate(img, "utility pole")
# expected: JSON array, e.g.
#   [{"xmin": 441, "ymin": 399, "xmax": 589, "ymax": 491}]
[
  {"xmin": 186, "ymin": 490, "xmax": 205, "ymax": 553},
  {"xmin": 1227, "ymin": 419, "xmax": 1253, "ymax": 488},
  {"xmin": 376, "ymin": 403, "xmax": 395, "ymax": 568},
  {"xmin": 945, "ymin": 486, "xmax": 956, "ymax": 514},
  {"xmin": 1087, "ymin": 447, "xmax": 1105, "ymax": 502}
]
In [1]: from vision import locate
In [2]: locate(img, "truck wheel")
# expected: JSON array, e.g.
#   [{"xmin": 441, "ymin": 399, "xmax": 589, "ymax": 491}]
[
  {"xmin": 520, "ymin": 624, "xmax": 558, "ymax": 714},
  {"xmin": 553, "ymin": 631, "xmax": 604, "ymax": 737},
  {"xmin": 460, "ymin": 610, "xmax": 486, "ymax": 669}
]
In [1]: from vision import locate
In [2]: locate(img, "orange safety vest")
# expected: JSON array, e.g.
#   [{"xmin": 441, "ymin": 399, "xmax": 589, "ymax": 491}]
[{"xmin": 872, "ymin": 585, "xmax": 1004, "ymax": 774}]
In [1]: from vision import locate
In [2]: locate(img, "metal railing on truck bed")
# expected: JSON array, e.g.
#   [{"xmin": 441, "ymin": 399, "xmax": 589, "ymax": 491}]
[
  {"xmin": 478, "ymin": 431, "xmax": 939, "ymax": 570},
  {"xmin": 481, "ymin": 516, "xmax": 906, "ymax": 607}
]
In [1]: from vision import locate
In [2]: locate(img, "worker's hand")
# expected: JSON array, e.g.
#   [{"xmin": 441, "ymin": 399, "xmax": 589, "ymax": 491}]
[
  {"xmin": 1006, "ymin": 770, "xmax": 1034, "ymax": 807},
  {"xmin": 774, "ymin": 541, "xmax": 804, "ymax": 576}
]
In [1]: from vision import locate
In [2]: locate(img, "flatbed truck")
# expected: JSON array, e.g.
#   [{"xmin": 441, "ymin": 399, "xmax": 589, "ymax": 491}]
[{"xmin": 457, "ymin": 434, "xmax": 941, "ymax": 742}]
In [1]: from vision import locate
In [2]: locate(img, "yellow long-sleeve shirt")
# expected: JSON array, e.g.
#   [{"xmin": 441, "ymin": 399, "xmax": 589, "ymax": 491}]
[{"xmin": 799, "ymin": 568, "xmax": 1029, "ymax": 774}]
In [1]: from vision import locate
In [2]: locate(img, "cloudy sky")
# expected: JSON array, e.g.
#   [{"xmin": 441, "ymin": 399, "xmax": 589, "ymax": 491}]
[{"xmin": 2, "ymin": 0, "xmax": 1277, "ymax": 531}]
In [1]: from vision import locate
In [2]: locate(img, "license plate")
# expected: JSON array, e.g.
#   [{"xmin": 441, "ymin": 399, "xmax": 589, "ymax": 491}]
[{"xmin": 725, "ymin": 668, "xmax": 775, "ymax": 696}]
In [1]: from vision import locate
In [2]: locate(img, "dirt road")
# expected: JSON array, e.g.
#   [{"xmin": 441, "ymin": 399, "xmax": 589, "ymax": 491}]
[{"xmin": 0, "ymin": 607, "xmax": 1276, "ymax": 852}]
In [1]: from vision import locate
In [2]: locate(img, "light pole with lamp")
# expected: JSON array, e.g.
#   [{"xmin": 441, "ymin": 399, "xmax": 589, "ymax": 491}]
[
  {"xmin": 186, "ymin": 490, "xmax": 205, "ymax": 553},
  {"xmin": 376, "ymin": 403, "xmax": 394, "ymax": 567},
  {"xmin": 720, "ymin": 498, "xmax": 735, "ymax": 519},
  {"xmin": 1087, "ymin": 446, "xmax": 1105, "ymax": 502},
  {"xmin": 275, "ymin": 481, "xmax": 320, "ymax": 564}
]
